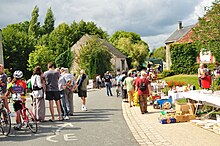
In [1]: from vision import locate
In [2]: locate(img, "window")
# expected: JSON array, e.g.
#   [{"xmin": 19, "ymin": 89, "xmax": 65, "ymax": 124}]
[{"xmin": 121, "ymin": 59, "xmax": 125, "ymax": 71}]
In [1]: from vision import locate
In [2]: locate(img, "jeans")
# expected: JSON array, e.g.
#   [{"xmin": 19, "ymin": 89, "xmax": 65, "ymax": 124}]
[
  {"xmin": 105, "ymin": 82, "xmax": 113, "ymax": 96},
  {"xmin": 60, "ymin": 90, "xmax": 68, "ymax": 116}
]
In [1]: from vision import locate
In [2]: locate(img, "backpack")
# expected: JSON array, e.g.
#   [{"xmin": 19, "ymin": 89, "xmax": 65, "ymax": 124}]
[{"xmin": 140, "ymin": 79, "xmax": 147, "ymax": 91}]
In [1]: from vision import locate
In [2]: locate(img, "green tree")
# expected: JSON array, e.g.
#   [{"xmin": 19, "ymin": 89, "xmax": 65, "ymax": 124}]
[
  {"xmin": 48, "ymin": 23, "xmax": 72, "ymax": 57},
  {"xmin": 55, "ymin": 49, "xmax": 74, "ymax": 69},
  {"xmin": 192, "ymin": 0, "xmax": 220, "ymax": 61},
  {"xmin": 28, "ymin": 5, "xmax": 40, "ymax": 39},
  {"xmin": 43, "ymin": 7, "xmax": 55, "ymax": 34},
  {"xmin": 78, "ymin": 37, "xmax": 112, "ymax": 78},
  {"xmin": 70, "ymin": 20, "xmax": 108, "ymax": 44},
  {"xmin": 2, "ymin": 22, "xmax": 34, "ymax": 78},
  {"xmin": 28, "ymin": 45, "xmax": 55, "ymax": 71},
  {"xmin": 109, "ymin": 31, "xmax": 149, "ymax": 67},
  {"xmin": 151, "ymin": 46, "xmax": 166, "ymax": 61},
  {"xmin": 117, "ymin": 37, "xmax": 149, "ymax": 67}
]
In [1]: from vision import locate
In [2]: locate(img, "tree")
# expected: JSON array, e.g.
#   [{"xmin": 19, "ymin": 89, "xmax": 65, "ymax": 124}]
[
  {"xmin": 77, "ymin": 37, "xmax": 112, "ymax": 78},
  {"xmin": 28, "ymin": 45, "xmax": 55, "ymax": 71},
  {"xmin": 48, "ymin": 23, "xmax": 72, "ymax": 57},
  {"xmin": 109, "ymin": 31, "xmax": 142, "ymax": 47},
  {"xmin": 70, "ymin": 20, "xmax": 108, "ymax": 44},
  {"xmin": 55, "ymin": 49, "xmax": 74, "ymax": 69},
  {"xmin": 109, "ymin": 31, "xmax": 149, "ymax": 67},
  {"xmin": 2, "ymin": 22, "xmax": 34, "ymax": 78},
  {"xmin": 28, "ymin": 5, "xmax": 40, "ymax": 39},
  {"xmin": 192, "ymin": 0, "xmax": 220, "ymax": 61},
  {"xmin": 43, "ymin": 7, "xmax": 55, "ymax": 34},
  {"xmin": 151, "ymin": 46, "xmax": 166, "ymax": 61}
]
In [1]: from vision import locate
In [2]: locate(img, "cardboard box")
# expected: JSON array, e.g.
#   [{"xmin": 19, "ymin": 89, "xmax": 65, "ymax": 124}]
[
  {"xmin": 185, "ymin": 114, "xmax": 196, "ymax": 120},
  {"xmin": 175, "ymin": 103, "xmax": 189, "ymax": 113}
]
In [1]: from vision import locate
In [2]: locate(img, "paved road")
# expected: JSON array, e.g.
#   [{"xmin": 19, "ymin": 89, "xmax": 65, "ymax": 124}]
[{"xmin": 0, "ymin": 88, "xmax": 138, "ymax": 146}]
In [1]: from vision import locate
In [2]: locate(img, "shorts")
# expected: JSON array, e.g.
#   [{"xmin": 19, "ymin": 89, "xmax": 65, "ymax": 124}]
[
  {"xmin": 46, "ymin": 91, "xmax": 60, "ymax": 101},
  {"xmin": 78, "ymin": 90, "xmax": 87, "ymax": 98},
  {"xmin": 13, "ymin": 101, "xmax": 23, "ymax": 112}
]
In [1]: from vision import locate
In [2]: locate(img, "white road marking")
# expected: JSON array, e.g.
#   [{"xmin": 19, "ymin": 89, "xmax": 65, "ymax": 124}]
[
  {"xmin": 64, "ymin": 134, "xmax": 78, "ymax": 141},
  {"xmin": 56, "ymin": 123, "xmax": 74, "ymax": 132},
  {"xmin": 46, "ymin": 135, "xmax": 58, "ymax": 143},
  {"xmin": 46, "ymin": 123, "xmax": 77, "ymax": 143}
]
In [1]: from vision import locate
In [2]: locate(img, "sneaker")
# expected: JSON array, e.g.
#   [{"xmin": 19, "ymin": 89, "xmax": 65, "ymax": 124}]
[
  {"xmin": 83, "ymin": 106, "xmax": 88, "ymax": 111},
  {"xmin": 64, "ymin": 116, "xmax": 70, "ymax": 120}
]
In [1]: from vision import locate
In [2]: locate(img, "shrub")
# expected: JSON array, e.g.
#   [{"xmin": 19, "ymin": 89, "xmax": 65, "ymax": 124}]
[{"xmin": 161, "ymin": 70, "xmax": 175, "ymax": 78}]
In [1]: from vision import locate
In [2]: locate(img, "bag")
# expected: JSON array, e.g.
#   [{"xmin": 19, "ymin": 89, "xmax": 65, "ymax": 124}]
[
  {"xmin": 140, "ymin": 79, "xmax": 147, "ymax": 91},
  {"xmin": 32, "ymin": 76, "xmax": 43, "ymax": 91}
]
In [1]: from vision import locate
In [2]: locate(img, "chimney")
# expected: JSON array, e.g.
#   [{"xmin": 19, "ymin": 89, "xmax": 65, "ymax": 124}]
[{"xmin": 178, "ymin": 21, "xmax": 183, "ymax": 30}]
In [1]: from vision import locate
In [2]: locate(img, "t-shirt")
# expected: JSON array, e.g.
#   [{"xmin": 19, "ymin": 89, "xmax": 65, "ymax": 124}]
[
  {"xmin": 136, "ymin": 77, "xmax": 150, "ymax": 95},
  {"xmin": 7, "ymin": 79, "xmax": 27, "ymax": 100},
  {"xmin": 103, "ymin": 74, "xmax": 112, "ymax": 82},
  {"xmin": 123, "ymin": 77, "xmax": 134, "ymax": 92},
  {"xmin": 44, "ymin": 70, "xmax": 59, "ymax": 91},
  {"xmin": 0, "ymin": 73, "xmax": 7, "ymax": 94}
]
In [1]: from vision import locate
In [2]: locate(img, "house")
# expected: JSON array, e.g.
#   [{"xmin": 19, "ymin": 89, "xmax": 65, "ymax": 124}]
[
  {"xmin": 165, "ymin": 21, "xmax": 214, "ymax": 70},
  {"xmin": 0, "ymin": 29, "xmax": 4, "ymax": 65},
  {"xmin": 70, "ymin": 34, "xmax": 128, "ymax": 74}
]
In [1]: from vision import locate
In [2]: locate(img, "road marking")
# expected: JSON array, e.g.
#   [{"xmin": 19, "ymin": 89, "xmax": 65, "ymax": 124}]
[
  {"xmin": 46, "ymin": 123, "xmax": 77, "ymax": 143},
  {"xmin": 56, "ymin": 123, "xmax": 74, "ymax": 132},
  {"xmin": 64, "ymin": 134, "xmax": 78, "ymax": 141},
  {"xmin": 46, "ymin": 135, "xmax": 58, "ymax": 143}
]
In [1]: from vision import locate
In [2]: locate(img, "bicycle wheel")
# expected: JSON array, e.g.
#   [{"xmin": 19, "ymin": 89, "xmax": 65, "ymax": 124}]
[
  {"xmin": 25, "ymin": 108, "xmax": 37, "ymax": 133},
  {"xmin": 0, "ymin": 109, "xmax": 11, "ymax": 136}
]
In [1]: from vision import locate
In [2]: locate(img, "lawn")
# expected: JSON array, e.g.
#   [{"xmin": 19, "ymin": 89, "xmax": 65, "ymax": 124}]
[{"xmin": 163, "ymin": 74, "xmax": 199, "ymax": 89}]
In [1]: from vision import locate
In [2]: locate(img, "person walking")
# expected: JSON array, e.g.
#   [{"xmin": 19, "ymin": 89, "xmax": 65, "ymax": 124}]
[
  {"xmin": 96, "ymin": 74, "xmax": 102, "ymax": 89},
  {"xmin": 136, "ymin": 71, "xmax": 151, "ymax": 114},
  {"xmin": 77, "ymin": 69, "xmax": 89, "ymax": 111},
  {"xmin": 103, "ymin": 71, "xmax": 113, "ymax": 96},
  {"xmin": 121, "ymin": 71, "xmax": 128, "ymax": 102},
  {"xmin": 43, "ymin": 62, "xmax": 62, "ymax": 121},
  {"xmin": 31, "ymin": 66, "xmax": 45, "ymax": 122},
  {"xmin": 123, "ymin": 72, "xmax": 134, "ymax": 107}
]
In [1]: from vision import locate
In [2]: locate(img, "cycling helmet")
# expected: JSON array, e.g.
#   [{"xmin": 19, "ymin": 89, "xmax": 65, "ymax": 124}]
[{"xmin": 13, "ymin": 70, "xmax": 23, "ymax": 79}]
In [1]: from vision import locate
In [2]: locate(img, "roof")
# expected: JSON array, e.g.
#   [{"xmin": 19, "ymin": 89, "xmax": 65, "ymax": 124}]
[
  {"xmin": 165, "ymin": 25, "xmax": 194, "ymax": 44},
  {"xmin": 73, "ymin": 34, "xmax": 127, "ymax": 58}
]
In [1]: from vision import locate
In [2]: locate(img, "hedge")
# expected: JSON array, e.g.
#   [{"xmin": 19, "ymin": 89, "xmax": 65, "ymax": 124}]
[{"xmin": 170, "ymin": 43, "xmax": 199, "ymax": 74}]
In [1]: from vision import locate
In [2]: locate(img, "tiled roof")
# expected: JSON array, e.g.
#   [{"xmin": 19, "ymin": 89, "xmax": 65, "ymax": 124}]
[{"xmin": 165, "ymin": 25, "xmax": 194, "ymax": 44}]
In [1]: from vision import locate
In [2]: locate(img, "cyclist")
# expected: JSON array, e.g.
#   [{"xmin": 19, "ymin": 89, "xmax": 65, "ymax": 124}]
[
  {"xmin": 0, "ymin": 64, "xmax": 10, "ymax": 112},
  {"xmin": 5, "ymin": 70, "xmax": 27, "ymax": 130}
]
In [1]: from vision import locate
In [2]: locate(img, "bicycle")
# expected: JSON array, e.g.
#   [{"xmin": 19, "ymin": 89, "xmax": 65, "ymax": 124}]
[
  {"xmin": 13, "ymin": 95, "xmax": 38, "ymax": 133},
  {"xmin": 0, "ymin": 98, "xmax": 11, "ymax": 136}
]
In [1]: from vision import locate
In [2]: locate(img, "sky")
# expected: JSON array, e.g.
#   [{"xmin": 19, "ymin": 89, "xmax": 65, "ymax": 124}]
[{"xmin": 0, "ymin": 0, "xmax": 215, "ymax": 51}]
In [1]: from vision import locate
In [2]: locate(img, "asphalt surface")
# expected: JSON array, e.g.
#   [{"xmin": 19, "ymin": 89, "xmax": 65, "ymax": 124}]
[{"xmin": 0, "ymin": 88, "xmax": 138, "ymax": 146}]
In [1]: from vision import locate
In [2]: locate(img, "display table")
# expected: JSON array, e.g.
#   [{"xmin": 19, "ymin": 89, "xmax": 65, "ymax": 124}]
[{"xmin": 168, "ymin": 90, "xmax": 220, "ymax": 107}]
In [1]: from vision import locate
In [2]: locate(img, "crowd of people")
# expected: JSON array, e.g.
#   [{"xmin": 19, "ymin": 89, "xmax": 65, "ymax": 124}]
[
  {"xmin": 0, "ymin": 62, "xmax": 89, "ymax": 130},
  {"xmin": 101, "ymin": 70, "xmax": 151, "ymax": 114}
]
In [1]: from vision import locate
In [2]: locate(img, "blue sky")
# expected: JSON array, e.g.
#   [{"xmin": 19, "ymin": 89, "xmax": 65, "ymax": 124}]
[{"xmin": 0, "ymin": 0, "xmax": 214, "ymax": 50}]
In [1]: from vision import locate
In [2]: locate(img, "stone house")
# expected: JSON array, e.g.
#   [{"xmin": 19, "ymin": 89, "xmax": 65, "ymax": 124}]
[
  {"xmin": 70, "ymin": 34, "xmax": 128, "ymax": 74},
  {"xmin": 165, "ymin": 21, "xmax": 214, "ymax": 70}
]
